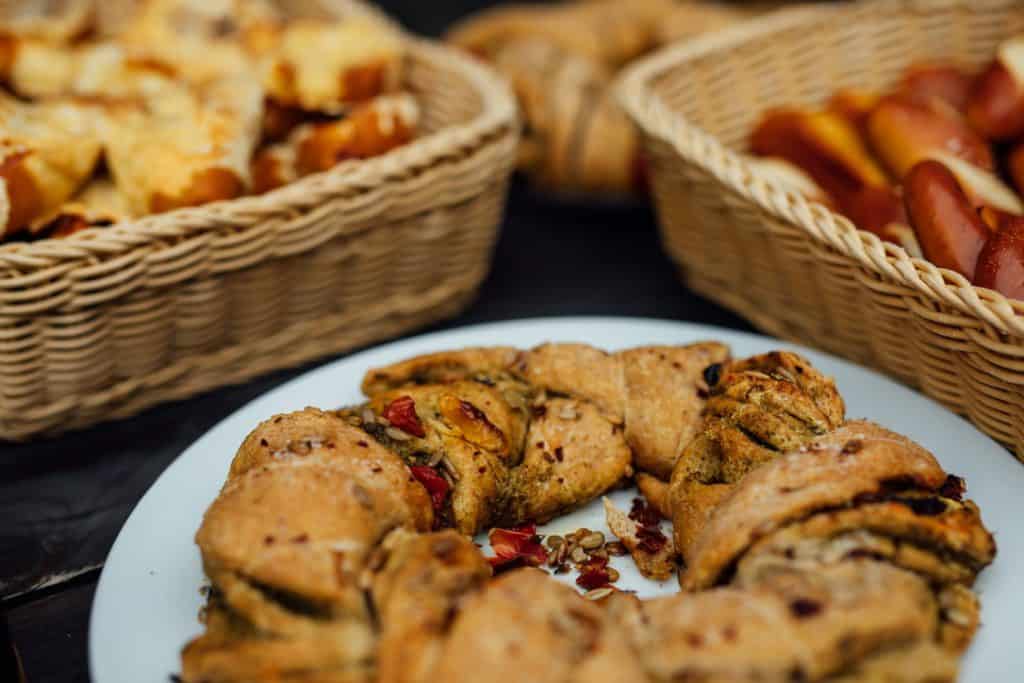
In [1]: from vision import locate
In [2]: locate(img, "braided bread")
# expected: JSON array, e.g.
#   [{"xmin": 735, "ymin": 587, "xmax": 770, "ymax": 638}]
[
  {"xmin": 669, "ymin": 351, "xmax": 846, "ymax": 560},
  {"xmin": 182, "ymin": 342, "xmax": 995, "ymax": 683}
]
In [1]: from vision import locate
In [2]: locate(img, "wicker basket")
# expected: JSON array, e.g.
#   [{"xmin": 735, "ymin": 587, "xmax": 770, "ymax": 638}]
[
  {"xmin": 0, "ymin": 0, "xmax": 519, "ymax": 439},
  {"xmin": 618, "ymin": 0, "xmax": 1024, "ymax": 460}
]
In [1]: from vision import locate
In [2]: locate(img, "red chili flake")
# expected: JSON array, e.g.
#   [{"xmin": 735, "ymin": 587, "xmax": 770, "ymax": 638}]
[
  {"xmin": 629, "ymin": 497, "xmax": 662, "ymax": 527},
  {"xmin": 575, "ymin": 555, "xmax": 611, "ymax": 589},
  {"xmin": 487, "ymin": 525, "xmax": 547, "ymax": 570},
  {"xmin": 383, "ymin": 396, "xmax": 425, "ymax": 437},
  {"xmin": 636, "ymin": 525, "xmax": 668, "ymax": 554},
  {"xmin": 410, "ymin": 465, "xmax": 449, "ymax": 512},
  {"xmin": 576, "ymin": 566, "xmax": 611, "ymax": 590}
]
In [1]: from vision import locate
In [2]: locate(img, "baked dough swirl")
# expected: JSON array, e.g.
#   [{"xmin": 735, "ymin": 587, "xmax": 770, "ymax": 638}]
[{"xmin": 182, "ymin": 343, "xmax": 995, "ymax": 683}]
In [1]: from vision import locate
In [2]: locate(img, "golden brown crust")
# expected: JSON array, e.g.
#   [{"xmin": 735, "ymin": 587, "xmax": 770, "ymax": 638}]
[
  {"xmin": 361, "ymin": 347, "xmax": 521, "ymax": 396},
  {"xmin": 370, "ymin": 530, "xmax": 492, "ymax": 683},
  {"xmin": 432, "ymin": 568, "xmax": 605, "ymax": 683},
  {"xmin": 197, "ymin": 462, "xmax": 427, "ymax": 617},
  {"xmin": 250, "ymin": 142, "xmax": 295, "ymax": 194},
  {"xmin": 936, "ymin": 583, "xmax": 981, "ymax": 653},
  {"xmin": 514, "ymin": 342, "xmax": 626, "ymax": 417},
  {"xmin": 682, "ymin": 421, "xmax": 950, "ymax": 591},
  {"xmin": 353, "ymin": 343, "xmax": 724, "ymax": 531},
  {"xmin": 103, "ymin": 74, "xmax": 262, "ymax": 216},
  {"xmin": 29, "ymin": 176, "xmax": 129, "ymax": 237},
  {"xmin": 669, "ymin": 351, "xmax": 845, "ymax": 561},
  {"xmin": 229, "ymin": 409, "xmax": 432, "ymax": 528},
  {"xmin": 825, "ymin": 640, "xmax": 959, "ymax": 683},
  {"xmin": 181, "ymin": 602, "xmax": 375, "ymax": 683},
  {"xmin": 736, "ymin": 498, "xmax": 996, "ymax": 586},
  {"xmin": 615, "ymin": 560, "xmax": 941, "ymax": 683},
  {"xmin": 294, "ymin": 94, "xmax": 418, "ymax": 174},
  {"xmin": 501, "ymin": 396, "xmax": 632, "ymax": 524},
  {"xmin": 149, "ymin": 166, "xmax": 245, "ymax": 213},
  {"xmin": 0, "ymin": 95, "xmax": 102, "ymax": 236},
  {"xmin": 261, "ymin": 17, "xmax": 403, "ymax": 113},
  {"xmin": 0, "ymin": 149, "xmax": 42, "ymax": 237},
  {"xmin": 620, "ymin": 343, "xmax": 731, "ymax": 479}
]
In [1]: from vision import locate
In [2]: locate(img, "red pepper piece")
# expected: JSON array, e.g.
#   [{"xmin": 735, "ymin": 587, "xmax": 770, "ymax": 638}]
[
  {"xmin": 383, "ymin": 396, "xmax": 425, "ymax": 437},
  {"xmin": 488, "ymin": 525, "xmax": 546, "ymax": 569},
  {"xmin": 409, "ymin": 465, "xmax": 449, "ymax": 512}
]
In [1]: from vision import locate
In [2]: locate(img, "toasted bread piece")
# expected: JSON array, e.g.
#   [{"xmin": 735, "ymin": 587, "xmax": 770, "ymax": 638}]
[
  {"xmin": 0, "ymin": 94, "xmax": 102, "ymax": 236},
  {"xmin": 261, "ymin": 16, "xmax": 403, "ymax": 113},
  {"xmin": 103, "ymin": 74, "xmax": 262, "ymax": 214}
]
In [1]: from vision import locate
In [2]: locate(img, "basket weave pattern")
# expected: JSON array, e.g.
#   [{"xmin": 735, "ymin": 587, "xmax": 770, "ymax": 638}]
[
  {"xmin": 0, "ymin": 4, "xmax": 518, "ymax": 439},
  {"xmin": 619, "ymin": 0, "xmax": 1024, "ymax": 460}
]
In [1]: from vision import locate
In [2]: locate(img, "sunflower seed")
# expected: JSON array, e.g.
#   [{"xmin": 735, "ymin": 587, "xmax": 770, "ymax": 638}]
[
  {"xmin": 362, "ymin": 408, "xmax": 377, "ymax": 424},
  {"xmin": 555, "ymin": 543, "xmax": 569, "ymax": 564},
  {"xmin": 584, "ymin": 587, "xmax": 614, "ymax": 601},
  {"xmin": 579, "ymin": 532, "xmax": 604, "ymax": 550},
  {"xmin": 546, "ymin": 535, "xmax": 565, "ymax": 550},
  {"xmin": 606, "ymin": 541, "xmax": 628, "ymax": 556},
  {"xmin": 606, "ymin": 567, "xmax": 620, "ymax": 582},
  {"xmin": 570, "ymin": 547, "xmax": 588, "ymax": 564},
  {"xmin": 386, "ymin": 427, "xmax": 411, "ymax": 441}
]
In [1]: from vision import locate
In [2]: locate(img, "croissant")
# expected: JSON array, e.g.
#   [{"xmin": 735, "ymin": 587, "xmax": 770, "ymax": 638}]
[{"xmin": 182, "ymin": 343, "xmax": 995, "ymax": 683}]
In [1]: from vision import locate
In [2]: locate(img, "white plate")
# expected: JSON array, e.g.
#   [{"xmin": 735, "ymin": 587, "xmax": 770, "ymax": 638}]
[{"xmin": 89, "ymin": 317, "xmax": 1024, "ymax": 683}]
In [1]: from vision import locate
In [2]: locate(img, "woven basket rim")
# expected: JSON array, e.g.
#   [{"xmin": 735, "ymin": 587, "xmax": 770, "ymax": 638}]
[
  {"xmin": 0, "ymin": 36, "xmax": 518, "ymax": 272},
  {"xmin": 616, "ymin": 0, "xmax": 1024, "ymax": 338}
]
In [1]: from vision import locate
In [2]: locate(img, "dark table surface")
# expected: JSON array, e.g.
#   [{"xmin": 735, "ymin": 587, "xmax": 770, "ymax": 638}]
[{"xmin": 0, "ymin": 2, "xmax": 753, "ymax": 682}]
